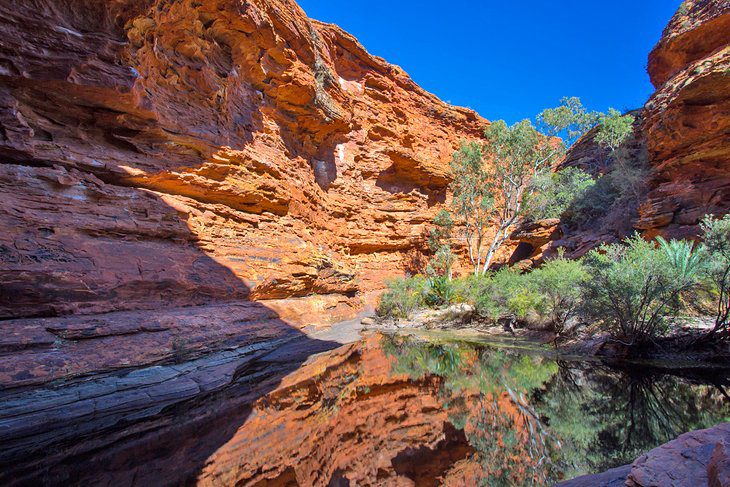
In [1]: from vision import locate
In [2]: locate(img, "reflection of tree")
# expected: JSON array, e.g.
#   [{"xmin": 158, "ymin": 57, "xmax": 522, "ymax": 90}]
[
  {"xmin": 468, "ymin": 393, "xmax": 560, "ymax": 486},
  {"xmin": 381, "ymin": 334, "xmax": 730, "ymax": 483},
  {"xmin": 535, "ymin": 362, "xmax": 730, "ymax": 476},
  {"xmin": 382, "ymin": 335, "xmax": 561, "ymax": 485}
]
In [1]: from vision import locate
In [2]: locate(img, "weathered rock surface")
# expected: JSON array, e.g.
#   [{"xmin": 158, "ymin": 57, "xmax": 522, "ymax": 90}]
[
  {"xmin": 627, "ymin": 423, "xmax": 730, "ymax": 487},
  {"xmin": 560, "ymin": 423, "xmax": 730, "ymax": 487},
  {"xmin": 639, "ymin": 0, "xmax": 730, "ymax": 238},
  {"xmin": 0, "ymin": 2, "xmax": 491, "ymax": 474},
  {"xmin": 0, "ymin": 0, "xmax": 488, "ymax": 321}
]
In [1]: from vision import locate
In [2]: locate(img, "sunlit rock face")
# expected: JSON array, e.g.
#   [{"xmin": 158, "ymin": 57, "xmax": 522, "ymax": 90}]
[
  {"xmin": 0, "ymin": 0, "xmax": 488, "ymax": 321},
  {"xmin": 639, "ymin": 0, "xmax": 730, "ymax": 239}
]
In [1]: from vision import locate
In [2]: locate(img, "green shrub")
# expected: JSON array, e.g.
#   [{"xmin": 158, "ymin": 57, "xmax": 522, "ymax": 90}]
[
  {"xmin": 376, "ymin": 276, "xmax": 428, "ymax": 319},
  {"xmin": 581, "ymin": 235, "xmax": 702, "ymax": 345},
  {"xmin": 700, "ymin": 214, "xmax": 730, "ymax": 339},
  {"xmin": 426, "ymin": 211, "xmax": 456, "ymax": 279},
  {"xmin": 525, "ymin": 167, "xmax": 596, "ymax": 221},
  {"xmin": 472, "ymin": 269, "xmax": 540, "ymax": 323},
  {"xmin": 424, "ymin": 276, "xmax": 455, "ymax": 307},
  {"xmin": 594, "ymin": 109, "xmax": 635, "ymax": 152},
  {"xmin": 564, "ymin": 148, "xmax": 649, "ymax": 229},
  {"xmin": 529, "ymin": 255, "xmax": 590, "ymax": 335}
]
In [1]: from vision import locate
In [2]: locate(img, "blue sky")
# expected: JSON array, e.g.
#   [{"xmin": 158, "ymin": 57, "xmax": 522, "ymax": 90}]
[{"xmin": 298, "ymin": 0, "xmax": 682, "ymax": 124}]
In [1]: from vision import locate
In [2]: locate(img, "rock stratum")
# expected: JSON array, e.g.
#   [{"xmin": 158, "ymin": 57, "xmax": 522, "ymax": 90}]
[
  {"xmin": 0, "ymin": 0, "xmax": 487, "ymax": 324},
  {"xmin": 639, "ymin": 0, "xmax": 730, "ymax": 239}
]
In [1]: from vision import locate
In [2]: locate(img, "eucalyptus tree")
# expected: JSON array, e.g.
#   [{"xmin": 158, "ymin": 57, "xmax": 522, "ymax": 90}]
[
  {"xmin": 450, "ymin": 121, "xmax": 560, "ymax": 274},
  {"xmin": 449, "ymin": 98, "xmax": 636, "ymax": 275}
]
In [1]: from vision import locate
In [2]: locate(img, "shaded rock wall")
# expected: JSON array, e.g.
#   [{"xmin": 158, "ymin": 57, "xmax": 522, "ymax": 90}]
[{"xmin": 0, "ymin": 0, "xmax": 488, "ymax": 321}]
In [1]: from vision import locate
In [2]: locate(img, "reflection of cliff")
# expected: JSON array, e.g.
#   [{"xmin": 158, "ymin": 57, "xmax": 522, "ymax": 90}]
[
  {"xmin": 3, "ymin": 332, "xmax": 727, "ymax": 485},
  {"xmin": 198, "ymin": 335, "xmax": 474, "ymax": 486},
  {"xmin": 0, "ymin": 0, "xmax": 488, "ymax": 324},
  {"xmin": 195, "ymin": 335, "xmax": 562, "ymax": 486}
]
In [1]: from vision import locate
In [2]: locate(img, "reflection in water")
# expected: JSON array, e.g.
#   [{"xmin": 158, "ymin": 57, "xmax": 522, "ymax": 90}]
[
  {"xmin": 381, "ymin": 334, "xmax": 730, "ymax": 485},
  {"xmin": 3, "ymin": 332, "xmax": 727, "ymax": 486},
  {"xmin": 196, "ymin": 333, "xmax": 728, "ymax": 486}
]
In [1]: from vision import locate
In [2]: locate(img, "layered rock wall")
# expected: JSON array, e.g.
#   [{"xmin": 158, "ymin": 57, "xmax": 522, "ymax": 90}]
[
  {"xmin": 639, "ymin": 0, "xmax": 730, "ymax": 238},
  {"xmin": 0, "ymin": 0, "xmax": 488, "ymax": 321}
]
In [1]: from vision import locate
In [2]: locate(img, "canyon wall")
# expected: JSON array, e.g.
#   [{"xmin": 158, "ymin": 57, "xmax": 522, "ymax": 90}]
[
  {"xmin": 510, "ymin": 0, "xmax": 729, "ymax": 264},
  {"xmin": 0, "ymin": 0, "xmax": 487, "ymax": 323},
  {"xmin": 639, "ymin": 0, "xmax": 730, "ymax": 239}
]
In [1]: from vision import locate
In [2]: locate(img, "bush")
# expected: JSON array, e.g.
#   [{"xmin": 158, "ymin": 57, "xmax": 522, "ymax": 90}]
[
  {"xmin": 376, "ymin": 276, "xmax": 428, "ymax": 319},
  {"xmin": 525, "ymin": 167, "xmax": 595, "ymax": 221},
  {"xmin": 424, "ymin": 276, "xmax": 455, "ymax": 307},
  {"xmin": 529, "ymin": 255, "xmax": 590, "ymax": 335},
  {"xmin": 581, "ymin": 235, "xmax": 702, "ymax": 345},
  {"xmin": 700, "ymin": 214, "xmax": 730, "ymax": 339},
  {"xmin": 564, "ymin": 148, "xmax": 649, "ymax": 230},
  {"xmin": 472, "ymin": 269, "xmax": 540, "ymax": 323}
]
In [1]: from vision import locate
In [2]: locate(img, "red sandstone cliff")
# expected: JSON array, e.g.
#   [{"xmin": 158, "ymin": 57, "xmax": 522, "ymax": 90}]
[
  {"xmin": 0, "ymin": 0, "xmax": 487, "ymax": 322},
  {"xmin": 639, "ymin": 0, "xmax": 730, "ymax": 238}
]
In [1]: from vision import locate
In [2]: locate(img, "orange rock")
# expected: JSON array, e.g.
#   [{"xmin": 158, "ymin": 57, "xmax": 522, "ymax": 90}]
[{"xmin": 0, "ymin": 0, "xmax": 488, "ymax": 321}]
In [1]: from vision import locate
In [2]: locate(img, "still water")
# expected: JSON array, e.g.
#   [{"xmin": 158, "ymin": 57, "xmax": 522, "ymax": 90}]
[{"xmin": 3, "ymin": 332, "xmax": 729, "ymax": 486}]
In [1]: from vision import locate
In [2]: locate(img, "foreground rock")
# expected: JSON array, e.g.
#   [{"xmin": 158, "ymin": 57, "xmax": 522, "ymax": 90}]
[{"xmin": 560, "ymin": 423, "xmax": 730, "ymax": 487}]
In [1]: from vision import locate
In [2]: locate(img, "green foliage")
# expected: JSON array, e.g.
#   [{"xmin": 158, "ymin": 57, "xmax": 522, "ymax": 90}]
[
  {"xmin": 537, "ymin": 96, "xmax": 598, "ymax": 148},
  {"xmin": 382, "ymin": 333, "xmax": 730, "ymax": 482},
  {"xmin": 582, "ymin": 235, "xmax": 702, "ymax": 344},
  {"xmin": 376, "ymin": 276, "xmax": 428, "ymax": 319},
  {"xmin": 472, "ymin": 269, "xmax": 541, "ymax": 322},
  {"xmin": 595, "ymin": 108, "xmax": 635, "ymax": 152},
  {"xmin": 657, "ymin": 237, "xmax": 703, "ymax": 283},
  {"xmin": 564, "ymin": 149, "xmax": 649, "ymax": 229},
  {"xmin": 425, "ymin": 245, "xmax": 456, "ymax": 279},
  {"xmin": 427, "ymin": 210, "xmax": 454, "ymax": 253},
  {"xmin": 700, "ymin": 214, "xmax": 730, "ymax": 337},
  {"xmin": 478, "ymin": 119, "xmax": 559, "ymax": 272},
  {"xmin": 449, "ymin": 141, "xmax": 494, "ymax": 274},
  {"xmin": 426, "ymin": 210, "xmax": 456, "ymax": 278},
  {"xmin": 524, "ymin": 167, "xmax": 596, "ymax": 221},
  {"xmin": 424, "ymin": 276, "xmax": 455, "ymax": 307},
  {"xmin": 529, "ymin": 255, "xmax": 590, "ymax": 334}
]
